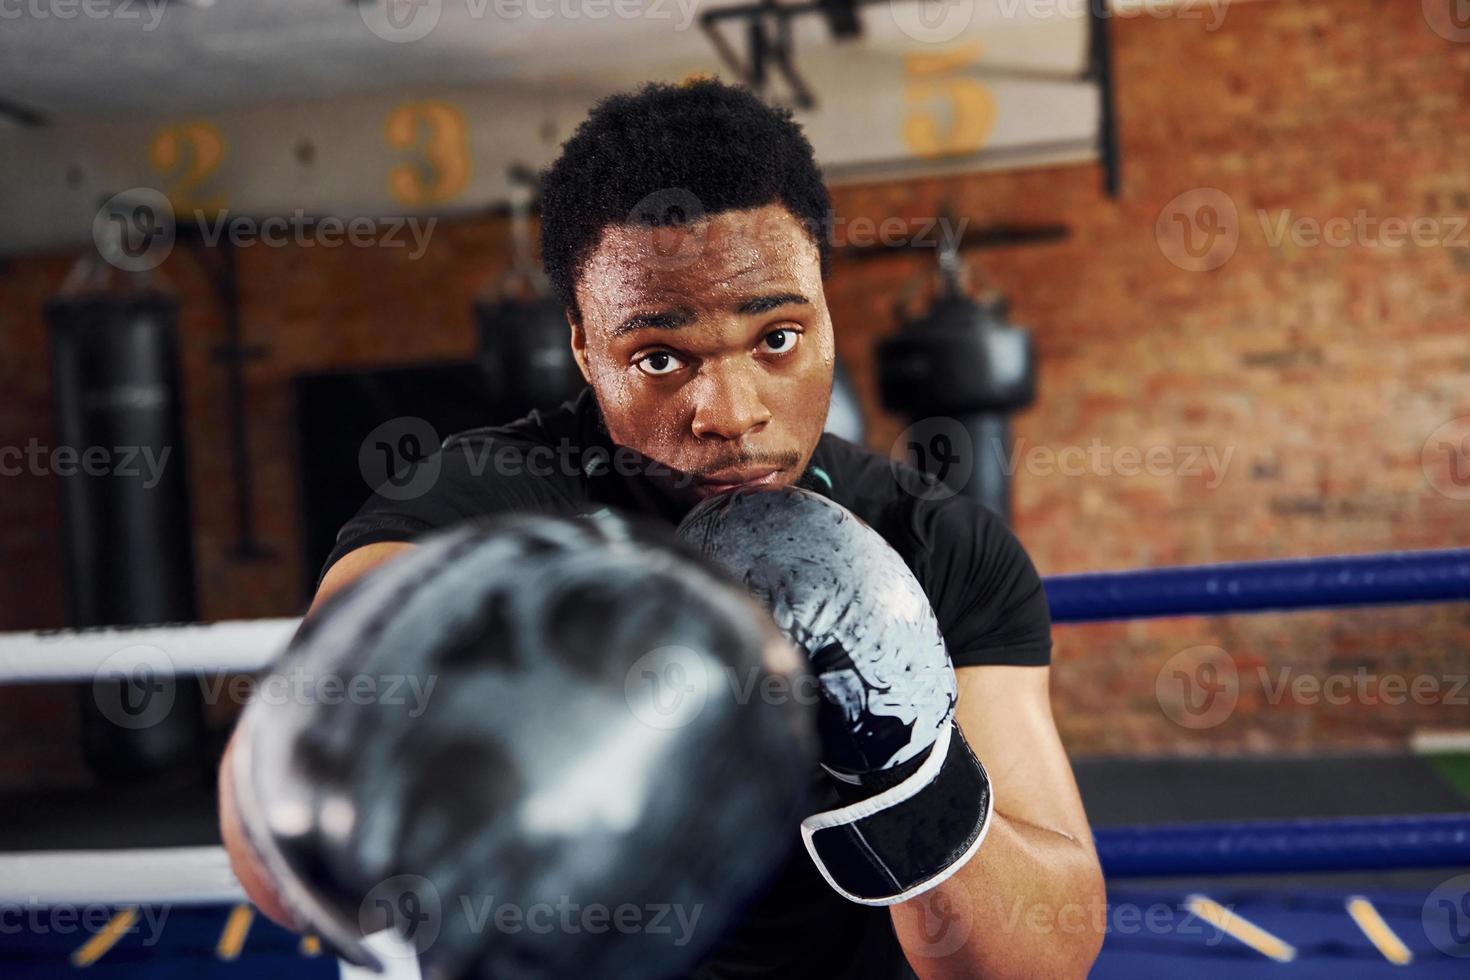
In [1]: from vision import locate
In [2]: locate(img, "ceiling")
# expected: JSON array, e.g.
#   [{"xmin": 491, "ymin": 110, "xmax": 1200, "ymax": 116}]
[{"xmin": 0, "ymin": 0, "xmax": 1089, "ymax": 122}]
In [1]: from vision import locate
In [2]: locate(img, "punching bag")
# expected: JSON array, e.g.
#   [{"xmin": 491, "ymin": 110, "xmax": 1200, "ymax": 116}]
[
  {"xmin": 475, "ymin": 294, "xmax": 584, "ymax": 416},
  {"xmin": 878, "ymin": 291, "xmax": 1036, "ymax": 521},
  {"xmin": 47, "ymin": 270, "xmax": 209, "ymax": 782}
]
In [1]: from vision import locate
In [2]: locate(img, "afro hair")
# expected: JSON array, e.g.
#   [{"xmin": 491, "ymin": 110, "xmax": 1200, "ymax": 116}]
[{"xmin": 539, "ymin": 79, "xmax": 832, "ymax": 320}]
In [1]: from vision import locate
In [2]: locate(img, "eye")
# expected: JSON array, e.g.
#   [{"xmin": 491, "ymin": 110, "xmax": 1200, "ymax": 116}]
[
  {"xmin": 636, "ymin": 351, "xmax": 685, "ymax": 377},
  {"xmin": 759, "ymin": 328, "xmax": 800, "ymax": 356}
]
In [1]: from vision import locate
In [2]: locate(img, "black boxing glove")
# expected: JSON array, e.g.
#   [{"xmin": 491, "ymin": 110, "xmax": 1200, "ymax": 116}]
[
  {"xmin": 677, "ymin": 487, "xmax": 992, "ymax": 906},
  {"xmin": 230, "ymin": 515, "xmax": 816, "ymax": 980}
]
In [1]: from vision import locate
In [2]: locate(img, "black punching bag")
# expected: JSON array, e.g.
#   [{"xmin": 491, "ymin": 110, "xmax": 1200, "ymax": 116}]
[
  {"xmin": 878, "ymin": 291, "xmax": 1037, "ymax": 521},
  {"xmin": 47, "ymin": 279, "xmax": 209, "ymax": 782},
  {"xmin": 476, "ymin": 294, "xmax": 584, "ymax": 416}
]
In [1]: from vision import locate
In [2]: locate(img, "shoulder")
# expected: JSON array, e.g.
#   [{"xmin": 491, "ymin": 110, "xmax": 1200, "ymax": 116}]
[
  {"xmin": 323, "ymin": 392, "xmax": 601, "ymax": 580},
  {"xmin": 432, "ymin": 388, "xmax": 602, "ymax": 503}
]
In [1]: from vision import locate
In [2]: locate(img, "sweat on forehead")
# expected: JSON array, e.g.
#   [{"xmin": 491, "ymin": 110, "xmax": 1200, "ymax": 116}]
[{"xmin": 575, "ymin": 205, "xmax": 824, "ymax": 326}]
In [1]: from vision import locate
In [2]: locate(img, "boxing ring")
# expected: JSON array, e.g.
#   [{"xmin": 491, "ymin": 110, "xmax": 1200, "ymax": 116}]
[{"xmin": 1, "ymin": 547, "xmax": 1468, "ymax": 977}]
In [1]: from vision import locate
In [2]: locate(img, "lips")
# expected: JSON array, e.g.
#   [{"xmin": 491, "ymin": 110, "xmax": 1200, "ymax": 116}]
[{"xmin": 692, "ymin": 466, "xmax": 786, "ymax": 495}]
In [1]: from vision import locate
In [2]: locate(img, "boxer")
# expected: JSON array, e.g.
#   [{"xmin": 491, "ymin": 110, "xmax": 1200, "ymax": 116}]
[{"xmin": 223, "ymin": 79, "xmax": 1104, "ymax": 979}]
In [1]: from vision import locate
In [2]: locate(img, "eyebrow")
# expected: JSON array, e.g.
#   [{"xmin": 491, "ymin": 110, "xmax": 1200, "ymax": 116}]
[{"xmin": 610, "ymin": 292, "xmax": 812, "ymax": 338}]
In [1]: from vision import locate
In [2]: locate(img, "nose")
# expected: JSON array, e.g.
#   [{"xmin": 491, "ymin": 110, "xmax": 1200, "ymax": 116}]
[{"xmin": 690, "ymin": 360, "xmax": 772, "ymax": 442}]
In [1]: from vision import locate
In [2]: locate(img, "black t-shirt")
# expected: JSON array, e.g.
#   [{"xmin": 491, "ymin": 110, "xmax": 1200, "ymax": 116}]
[{"xmin": 325, "ymin": 387, "xmax": 1053, "ymax": 979}]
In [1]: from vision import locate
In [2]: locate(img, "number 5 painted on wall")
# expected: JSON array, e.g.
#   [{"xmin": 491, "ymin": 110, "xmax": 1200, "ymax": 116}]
[{"xmin": 902, "ymin": 42, "xmax": 996, "ymax": 160}]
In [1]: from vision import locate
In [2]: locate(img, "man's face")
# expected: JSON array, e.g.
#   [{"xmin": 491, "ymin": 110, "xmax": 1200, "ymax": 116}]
[{"xmin": 571, "ymin": 203, "xmax": 835, "ymax": 506}]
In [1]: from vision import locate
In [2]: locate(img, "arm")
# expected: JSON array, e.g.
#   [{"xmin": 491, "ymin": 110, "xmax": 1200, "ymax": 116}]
[
  {"xmin": 890, "ymin": 665, "xmax": 1105, "ymax": 979},
  {"xmin": 218, "ymin": 541, "xmax": 416, "ymax": 929}
]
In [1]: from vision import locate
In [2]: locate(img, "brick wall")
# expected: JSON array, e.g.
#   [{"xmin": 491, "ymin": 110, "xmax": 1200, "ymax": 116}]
[{"xmin": 1, "ymin": 0, "xmax": 1467, "ymax": 785}]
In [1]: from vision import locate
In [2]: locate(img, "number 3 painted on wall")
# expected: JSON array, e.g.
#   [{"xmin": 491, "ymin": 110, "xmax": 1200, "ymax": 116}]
[
  {"xmin": 385, "ymin": 101, "xmax": 471, "ymax": 206},
  {"xmin": 902, "ymin": 42, "xmax": 997, "ymax": 160}
]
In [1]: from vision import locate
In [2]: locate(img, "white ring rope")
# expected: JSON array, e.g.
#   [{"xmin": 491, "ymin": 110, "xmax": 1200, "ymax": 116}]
[
  {"xmin": 0, "ymin": 619, "xmax": 301, "ymax": 683},
  {"xmin": 0, "ymin": 847, "xmax": 243, "ymax": 905}
]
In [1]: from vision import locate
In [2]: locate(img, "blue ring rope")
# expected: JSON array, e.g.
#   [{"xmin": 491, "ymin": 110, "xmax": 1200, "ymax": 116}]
[
  {"xmin": 1094, "ymin": 813, "xmax": 1470, "ymax": 877},
  {"xmin": 1044, "ymin": 548, "xmax": 1470, "ymax": 623}
]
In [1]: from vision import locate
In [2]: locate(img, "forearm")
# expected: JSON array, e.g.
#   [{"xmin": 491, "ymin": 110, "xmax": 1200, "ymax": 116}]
[
  {"xmin": 891, "ymin": 810, "xmax": 1106, "ymax": 980},
  {"xmin": 218, "ymin": 735, "xmax": 300, "ymax": 930}
]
